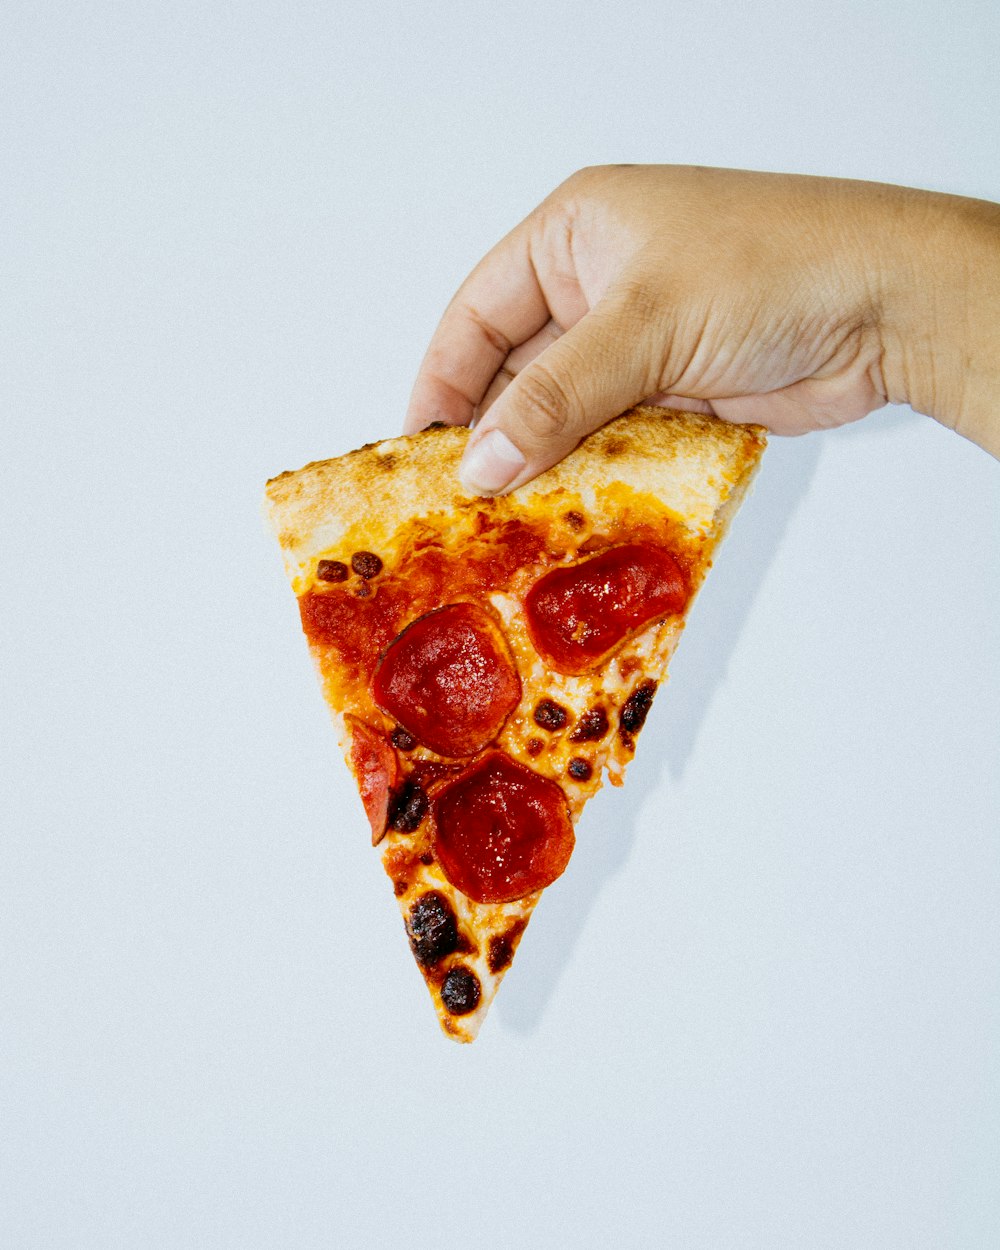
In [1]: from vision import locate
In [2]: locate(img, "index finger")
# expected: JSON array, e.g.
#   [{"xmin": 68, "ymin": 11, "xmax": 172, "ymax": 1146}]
[{"xmin": 403, "ymin": 221, "xmax": 551, "ymax": 434}]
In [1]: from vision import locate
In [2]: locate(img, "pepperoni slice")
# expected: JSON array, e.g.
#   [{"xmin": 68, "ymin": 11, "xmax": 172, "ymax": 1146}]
[
  {"xmin": 345, "ymin": 715, "xmax": 400, "ymax": 846},
  {"xmin": 524, "ymin": 543, "xmax": 689, "ymax": 675},
  {"xmin": 372, "ymin": 603, "xmax": 521, "ymax": 758},
  {"xmin": 430, "ymin": 751, "xmax": 574, "ymax": 904}
]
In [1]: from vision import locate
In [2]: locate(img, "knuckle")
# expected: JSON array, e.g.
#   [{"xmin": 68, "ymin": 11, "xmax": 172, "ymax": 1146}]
[
  {"xmin": 561, "ymin": 165, "xmax": 594, "ymax": 190},
  {"xmin": 458, "ymin": 301, "xmax": 513, "ymax": 358},
  {"xmin": 603, "ymin": 280, "xmax": 670, "ymax": 391},
  {"xmin": 614, "ymin": 274, "xmax": 665, "ymax": 327},
  {"xmin": 554, "ymin": 164, "xmax": 608, "ymax": 209},
  {"xmin": 567, "ymin": 163, "xmax": 618, "ymax": 185},
  {"xmin": 513, "ymin": 365, "xmax": 576, "ymax": 443}
]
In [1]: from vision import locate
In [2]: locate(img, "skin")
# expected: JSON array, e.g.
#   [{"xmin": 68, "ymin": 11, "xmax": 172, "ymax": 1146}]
[{"xmin": 403, "ymin": 166, "xmax": 1000, "ymax": 493}]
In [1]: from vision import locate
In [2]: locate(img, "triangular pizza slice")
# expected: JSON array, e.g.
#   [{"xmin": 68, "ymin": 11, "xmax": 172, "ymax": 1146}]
[{"xmin": 265, "ymin": 406, "xmax": 765, "ymax": 1041}]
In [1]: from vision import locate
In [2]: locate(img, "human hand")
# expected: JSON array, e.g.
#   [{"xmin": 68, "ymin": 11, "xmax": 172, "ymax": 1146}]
[{"xmin": 404, "ymin": 165, "xmax": 1000, "ymax": 492}]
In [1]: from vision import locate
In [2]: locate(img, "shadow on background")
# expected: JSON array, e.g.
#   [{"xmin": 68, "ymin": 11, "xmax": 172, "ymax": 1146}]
[{"xmin": 498, "ymin": 430, "xmax": 825, "ymax": 1036}]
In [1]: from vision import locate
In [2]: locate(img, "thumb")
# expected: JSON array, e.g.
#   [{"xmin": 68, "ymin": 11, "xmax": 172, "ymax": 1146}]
[{"xmin": 457, "ymin": 285, "xmax": 659, "ymax": 495}]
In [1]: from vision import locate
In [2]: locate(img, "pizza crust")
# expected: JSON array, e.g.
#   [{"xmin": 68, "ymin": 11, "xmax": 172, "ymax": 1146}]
[{"xmin": 266, "ymin": 407, "xmax": 766, "ymax": 594}]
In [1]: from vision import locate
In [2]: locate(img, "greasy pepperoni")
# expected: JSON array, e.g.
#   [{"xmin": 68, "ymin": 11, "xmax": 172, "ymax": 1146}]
[
  {"xmin": 345, "ymin": 715, "xmax": 399, "ymax": 845},
  {"xmin": 372, "ymin": 603, "xmax": 521, "ymax": 758},
  {"xmin": 430, "ymin": 751, "xmax": 574, "ymax": 904},
  {"xmin": 524, "ymin": 543, "xmax": 688, "ymax": 675}
]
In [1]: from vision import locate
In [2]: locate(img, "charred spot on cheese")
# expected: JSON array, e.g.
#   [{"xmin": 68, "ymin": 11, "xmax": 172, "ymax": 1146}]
[
  {"xmin": 620, "ymin": 679, "xmax": 657, "ymax": 735},
  {"xmin": 440, "ymin": 966, "xmax": 481, "ymax": 1016},
  {"xmin": 564, "ymin": 510, "xmax": 586, "ymax": 531},
  {"xmin": 316, "ymin": 558, "xmax": 348, "ymax": 582},
  {"xmin": 487, "ymin": 935, "xmax": 513, "ymax": 974},
  {"xmin": 388, "ymin": 780, "xmax": 429, "ymax": 833},
  {"xmin": 567, "ymin": 757, "xmax": 593, "ymax": 782},
  {"xmin": 533, "ymin": 698, "xmax": 568, "ymax": 732},
  {"xmin": 618, "ymin": 654, "xmax": 641, "ymax": 679},
  {"xmin": 569, "ymin": 707, "xmax": 609, "ymax": 743},
  {"xmin": 419, "ymin": 851, "xmax": 434, "ymax": 866},
  {"xmin": 355, "ymin": 582, "xmax": 372, "ymax": 598},
  {"xmin": 525, "ymin": 737, "xmax": 543, "ymax": 758},
  {"xmin": 525, "ymin": 544, "xmax": 688, "ymax": 675},
  {"xmin": 487, "ymin": 920, "xmax": 527, "ymax": 974},
  {"xmin": 373, "ymin": 602, "xmax": 521, "ymax": 758},
  {"xmin": 406, "ymin": 891, "xmax": 459, "ymax": 967},
  {"xmin": 351, "ymin": 550, "xmax": 383, "ymax": 579},
  {"xmin": 390, "ymin": 726, "xmax": 416, "ymax": 751},
  {"xmin": 393, "ymin": 878, "xmax": 408, "ymax": 897},
  {"xmin": 603, "ymin": 437, "xmax": 628, "ymax": 457},
  {"xmin": 430, "ymin": 750, "xmax": 575, "ymax": 904}
]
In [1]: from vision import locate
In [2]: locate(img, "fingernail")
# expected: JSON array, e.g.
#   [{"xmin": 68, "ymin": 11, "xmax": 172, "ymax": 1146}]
[{"xmin": 459, "ymin": 429, "xmax": 527, "ymax": 495}]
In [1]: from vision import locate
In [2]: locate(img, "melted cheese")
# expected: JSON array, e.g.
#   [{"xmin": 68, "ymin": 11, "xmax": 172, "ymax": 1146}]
[{"xmin": 266, "ymin": 408, "xmax": 766, "ymax": 1041}]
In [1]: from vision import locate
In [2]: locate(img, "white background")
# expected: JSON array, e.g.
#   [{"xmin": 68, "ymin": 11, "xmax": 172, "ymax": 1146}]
[{"xmin": 3, "ymin": 2, "xmax": 999, "ymax": 1247}]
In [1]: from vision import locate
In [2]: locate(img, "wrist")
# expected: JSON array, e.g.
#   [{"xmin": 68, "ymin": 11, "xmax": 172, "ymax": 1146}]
[{"xmin": 879, "ymin": 188, "xmax": 1000, "ymax": 457}]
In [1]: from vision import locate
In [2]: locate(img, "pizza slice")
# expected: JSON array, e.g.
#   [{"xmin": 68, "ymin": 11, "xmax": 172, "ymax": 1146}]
[{"xmin": 265, "ymin": 406, "xmax": 765, "ymax": 1041}]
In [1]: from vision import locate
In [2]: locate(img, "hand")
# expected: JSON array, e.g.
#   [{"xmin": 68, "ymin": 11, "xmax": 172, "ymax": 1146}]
[{"xmin": 404, "ymin": 165, "xmax": 1000, "ymax": 492}]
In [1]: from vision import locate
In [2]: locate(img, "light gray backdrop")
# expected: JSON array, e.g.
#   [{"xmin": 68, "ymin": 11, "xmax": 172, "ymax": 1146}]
[{"xmin": 3, "ymin": 2, "xmax": 998, "ymax": 1247}]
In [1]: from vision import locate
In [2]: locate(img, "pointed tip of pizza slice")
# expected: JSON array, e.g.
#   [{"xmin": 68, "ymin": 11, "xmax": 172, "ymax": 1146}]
[{"xmin": 266, "ymin": 407, "xmax": 765, "ymax": 1041}]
